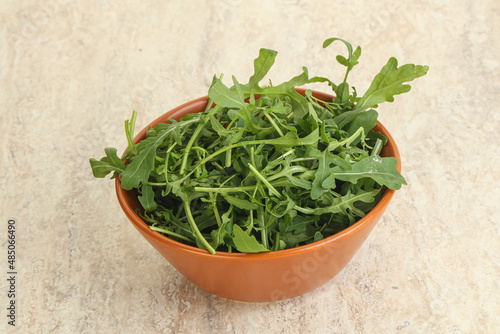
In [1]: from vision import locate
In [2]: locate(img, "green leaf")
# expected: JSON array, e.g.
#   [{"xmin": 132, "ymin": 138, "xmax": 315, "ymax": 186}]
[
  {"xmin": 295, "ymin": 188, "xmax": 380, "ymax": 215},
  {"xmin": 281, "ymin": 222, "xmax": 317, "ymax": 247},
  {"xmin": 120, "ymin": 117, "xmax": 199, "ymax": 190},
  {"xmin": 208, "ymin": 78, "xmax": 246, "ymax": 109},
  {"xmin": 297, "ymin": 127, "xmax": 319, "ymax": 147},
  {"xmin": 222, "ymin": 194, "xmax": 259, "ymax": 210},
  {"xmin": 346, "ymin": 109, "xmax": 378, "ymax": 137},
  {"xmin": 323, "ymin": 37, "xmax": 361, "ymax": 102},
  {"xmin": 323, "ymin": 37, "xmax": 361, "ymax": 71},
  {"xmin": 323, "ymin": 37, "xmax": 352, "ymax": 52},
  {"xmin": 121, "ymin": 129, "xmax": 173, "ymax": 189},
  {"xmin": 269, "ymin": 195, "xmax": 296, "ymax": 218},
  {"xmin": 247, "ymin": 48, "xmax": 278, "ymax": 89},
  {"xmin": 89, "ymin": 147, "xmax": 125, "ymax": 178},
  {"xmin": 138, "ymin": 184, "xmax": 157, "ymax": 212},
  {"xmin": 336, "ymin": 55, "xmax": 348, "ymax": 66},
  {"xmin": 308, "ymin": 75, "xmax": 337, "ymax": 90},
  {"xmin": 256, "ymin": 66, "xmax": 311, "ymax": 118},
  {"xmin": 321, "ymin": 173, "xmax": 336, "ymax": 190},
  {"xmin": 311, "ymin": 149, "xmax": 332, "ymax": 200},
  {"xmin": 232, "ymin": 75, "xmax": 245, "ymax": 101},
  {"xmin": 253, "ymin": 128, "xmax": 319, "ymax": 148},
  {"xmin": 343, "ymin": 110, "xmax": 378, "ymax": 147},
  {"xmin": 356, "ymin": 57, "xmax": 429, "ymax": 110},
  {"xmin": 232, "ymin": 225, "xmax": 269, "ymax": 253},
  {"xmin": 209, "ymin": 114, "xmax": 226, "ymax": 133},
  {"xmin": 210, "ymin": 223, "xmax": 229, "ymax": 249},
  {"xmin": 287, "ymin": 174, "xmax": 312, "ymax": 190},
  {"xmin": 229, "ymin": 128, "xmax": 245, "ymax": 144},
  {"xmin": 288, "ymin": 215, "xmax": 315, "ymax": 235},
  {"xmin": 335, "ymin": 81, "xmax": 350, "ymax": 104},
  {"xmin": 307, "ymin": 148, "xmax": 351, "ymax": 199},
  {"xmin": 333, "ymin": 155, "xmax": 407, "ymax": 189},
  {"xmin": 314, "ymin": 231, "xmax": 323, "ymax": 242}
]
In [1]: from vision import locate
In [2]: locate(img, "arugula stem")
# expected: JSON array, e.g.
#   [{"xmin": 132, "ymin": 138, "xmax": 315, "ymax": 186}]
[
  {"xmin": 209, "ymin": 175, "xmax": 235, "ymax": 228},
  {"xmin": 179, "ymin": 105, "xmax": 221, "ymax": 175},
  {"xmin": 183, "ymin": 201, "xmax": 216, "ymax": 254},
  {"xmin": 180, "ymin": 123, "xmax": 205, "ymax": 175},
  {"xmin": 206, "ymin": 137, "xmax": 221, "ymax": 151},
  {"xmin": 248, "ymin": 209, "xmax": 254, "ymax": 229},
  {"xmin": 211, "ymin": 161, "xmax": 225, "ymax": 171},
  {"xmin": 273, "ymin": 232, "xmax": 281, "ymax": 251},
  {"xmin": 267, "ymin": 166, "xmax": 308, "ymax": 181},
  {"xmin": 262, "ymin": 110, "xmax": 284, "ymax": 137},
  {"xmin": 328, "ymin": 126, "xmax": 364, "ymax": 151},
  {"xmin": 248, "ymin": 163, "xmax": 284, "ymax": 199},
  {"xmin": 225, "ymin": 148, "xmax": 232, "ymax": 167},
  {"xmin": 204, "ymin": 98, "xmax": 214, "ymax": 112},
  {"xmin": 371, "ymin": 138, "xmax": 383, "ymax": 156},
  {"xmin": 345, "ymin": 127, "xmax": 365, "ymax": 147},
  {"xmin": 210, "ymin": 193, "xmax": 222, "ymax": 227},
  {"xmin": 145, "ymin": 182, "xmax": 168, "ymax": 186},
  {"xmin": 226, "ymin": 114, "xmax": 240, "ymax": 131},
  {"xmin": 125, "ymin": 110, "xmax": 138, "ymax": 154},
  {"xmin": 163, "ymin": 142, "xmax": 178, "ymax": 183},
  {"xmin": 194, "ymin": 180, "xmax": 289, "ymax": 193},
  {"xmin": 150, "ymin": 226, "xmax": 195, "ymax": 243},
  {"xmin": 291, "ymin": 157, "xmax": 317, "ymax": 163},
  {"xmin": 250, "ymin": 146, "xmax": 256, "ymax": 166},
  {"xmin": 258, "ymin": 206, "xmax": 268, "ymax": 249}
]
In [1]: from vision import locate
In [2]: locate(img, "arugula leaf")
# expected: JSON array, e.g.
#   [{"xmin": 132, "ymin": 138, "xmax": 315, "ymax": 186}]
[
  {"xmin": 90, "ymin": 37, "xmax": 427, "ymax": 254},
  {"xmin": 323, "ymin": 37, "xmax": 360, "ymax": 72},
  {"xmin": 345, "ymin": 109, "xmax": 378, "ymax": 137},
  {"xmin": 210, "ymin": 223, "xmax": 229, "ymax": 249},
  {"xmin": 322, "ymin": 37, "xmax": 362, "ymax": 103},
  {"xmin": 89, "ymin": 147, "xmax": 125, "ymax": 178},
  {"xmin": 247, "ymin": 48, "xmax": 278, "ymax": 89},
  {"xmin": 307, "ymin": 147, "xmax": 352, "ymax": 199},
  {"xmin": 222, "ymin": 194, "xmax": 259, "ymax": 210},
  {"xmin": 244, "ymin": 47, "xmax": 309, "ymax": 117},
  {"xmin": 208, "ymin": 79, "xmax": 246, "ymax": 109},
  {"xmin": 294, "ymin": 188, "xmax": 380, "ymax": 216},
  {"xmin": 120, "ymin": 117, "xmax": 199, "ymax": 190},
  {"xmin": 138, "ymin": 184, "xmax": 158, "ymax": 212},
  {"xmin": 255, "ymin": 66, "xmax": 311, "ymax": 119},
  {"xmin": 355, "ymin": 57, "xmax": 429, "ymax": 111},
  {"xmin": 333, "ymin": 155, "xmax": 407, "ymax": 190},
  {"xmin": 310, "ymin": 149, "xmax": 335, "ymax": 200},
  {"xmin": 232, "ymin": 225, "xmax": 269, "ymax": 253}
]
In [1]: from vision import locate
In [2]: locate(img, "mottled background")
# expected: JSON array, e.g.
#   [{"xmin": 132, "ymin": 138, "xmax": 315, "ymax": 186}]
[{"xmin": 1, "ymin": 0, "xmax": 499, "ymax": 333}]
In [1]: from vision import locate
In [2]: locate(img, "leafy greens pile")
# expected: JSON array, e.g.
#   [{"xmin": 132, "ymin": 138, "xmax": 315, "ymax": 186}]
[{"xmin": 90, "ymin": 38, "xmax": 428, "ymax": 254}]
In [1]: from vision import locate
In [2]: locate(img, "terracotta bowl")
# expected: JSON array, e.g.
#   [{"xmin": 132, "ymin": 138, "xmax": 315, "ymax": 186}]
[{"xmin": 115, "ymin": 89, "xmax": 401, "ymax": 302}]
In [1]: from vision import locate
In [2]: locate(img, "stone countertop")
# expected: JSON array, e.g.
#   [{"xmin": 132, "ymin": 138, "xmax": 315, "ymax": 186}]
[{"xmin": 1, "ymin": 1, "xmax": 498, "ymax": 333}]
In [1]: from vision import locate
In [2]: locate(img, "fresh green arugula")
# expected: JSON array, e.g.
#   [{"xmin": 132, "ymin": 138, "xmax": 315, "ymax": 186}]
[{"xmin": 90, "ymin": 38, "xmax": 428, "ymax": 254}]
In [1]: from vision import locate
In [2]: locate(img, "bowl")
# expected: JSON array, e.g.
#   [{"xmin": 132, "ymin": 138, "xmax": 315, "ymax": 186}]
[{"xmin": 115, "ymin": 88, "xmax": 401, "ymax": 302}]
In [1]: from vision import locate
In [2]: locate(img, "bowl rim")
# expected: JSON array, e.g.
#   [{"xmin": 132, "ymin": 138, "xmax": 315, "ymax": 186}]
[{"xmin": 115, "ymin": 89, "xmax": 400, "ymax": 260}]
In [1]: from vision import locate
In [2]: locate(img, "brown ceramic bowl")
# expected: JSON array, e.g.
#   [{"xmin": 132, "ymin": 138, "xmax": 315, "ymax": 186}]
[{"xmin": 116, "ymin": 89, "xmax": 401, "ymax": 302}]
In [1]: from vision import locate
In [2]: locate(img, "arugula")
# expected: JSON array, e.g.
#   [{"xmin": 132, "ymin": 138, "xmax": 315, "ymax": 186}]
[
  {"xmin": 90, "ymin": 37, "xmax": 428, "ymax": 254},
  {"xmin": 89, "ymin": 147, "xmax": 125, "ymax": 178},
  {"xmin": 232, "ymin": 225, "xmax": 270, "ymax": 253}
]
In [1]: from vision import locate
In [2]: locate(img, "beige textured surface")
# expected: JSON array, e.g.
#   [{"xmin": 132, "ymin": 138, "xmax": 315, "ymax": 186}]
[{"xmin": 1, "ymin": 1, "xmax": 499, "ymax": 333}]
